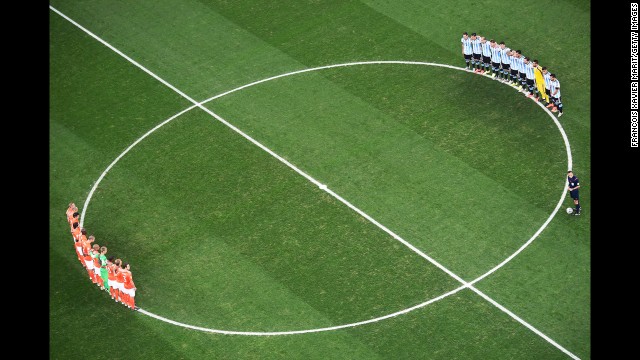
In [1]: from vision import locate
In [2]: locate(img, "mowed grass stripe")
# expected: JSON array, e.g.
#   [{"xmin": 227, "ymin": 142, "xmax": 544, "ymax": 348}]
[
  {"xmin": 345, "ymin": 288, "xmax": 570, "ymax": 360},
  {"xmin": 49, "ymin": 0, "xmax": 310, "ymax": 100},
  {"xmin": 205, "ymin": 65, "xmax": 565, "ymax": 280},
  {"xmin": 54, "ymin": 3, "xmax": 588, "ymax": 358},
  {"xmin": 51, "ymin": 247, "xmax": 385, "ymax": 360},
  {"xmin": 86, "ymin": 108, "xmax": 461, "ymax": 329},
  {"xmin": 473, "ymin": 218, "xmax": 590, "ymax": 359},
  {"xmin": 50, "ymin": 10, "xmax": 388, "ymax": 358},
  {"xmin": 360, "ymin": 0, "xmax": 591, "ymax": 131}
]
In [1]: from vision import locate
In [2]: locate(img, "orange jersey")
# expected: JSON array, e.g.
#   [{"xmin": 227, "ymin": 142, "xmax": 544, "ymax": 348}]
[
  {"xmin": 71, "ymin": 227, "xmax": 81, "ymax": 241},
  {"xmin": 122, "ymin": 269, "xmax": 135, "ymax": 289},
  {"xmin": 92, "ymin": 251, "xmax": 100, "ymax": 267},
  {"xmin": 66, "ymin": 207, "xmax": 74, "ymax": 223},
  {"xmin": 115, "ymin": 268, "xmax": 125, "ymax": 283},
  {"xmin": 81, "ymin": 242, "xmax": 92, "ymax": 260},
  {"xmin": 107, "ymin": 264, "xmax": 117, "ymax": 281},
  {"xmin": 69, "ymin": 217, "xmax": 79, "ymax": 229}
]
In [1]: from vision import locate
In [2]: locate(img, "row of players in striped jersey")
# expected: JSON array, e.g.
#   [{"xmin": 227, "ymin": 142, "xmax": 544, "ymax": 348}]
[
  {"xmin": 461, "ymin": 32, "xmax": 564, "ymax": 117},
  {"xmin": 66, "ymin": 203, "xmax": 138, "ymax": 311}
]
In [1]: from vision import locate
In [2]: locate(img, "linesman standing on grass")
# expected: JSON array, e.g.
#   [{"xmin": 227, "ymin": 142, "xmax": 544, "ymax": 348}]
[
  {"xmin": 567, "ymin": 171, "xmax": 581, "ymax": 215},
  {"xmin": 461, "ymin": 32, "xmax": 473, "ymax": 70}
]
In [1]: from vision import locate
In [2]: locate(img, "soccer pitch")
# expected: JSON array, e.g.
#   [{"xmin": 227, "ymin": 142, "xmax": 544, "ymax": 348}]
[{"xmin": 50, "ymin": 1, "xmax": 590, "ymax": 359}]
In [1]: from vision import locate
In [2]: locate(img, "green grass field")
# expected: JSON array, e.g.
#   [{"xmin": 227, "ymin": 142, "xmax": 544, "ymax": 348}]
[{"xmin": 50, "ymin": 1, "xmax": 590, "ymax": 358}]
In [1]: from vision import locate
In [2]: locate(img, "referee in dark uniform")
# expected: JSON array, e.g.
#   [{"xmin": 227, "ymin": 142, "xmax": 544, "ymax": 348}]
[{"xmin": 567, "ymin": 170, "xmax": 581, "ymax": 215}]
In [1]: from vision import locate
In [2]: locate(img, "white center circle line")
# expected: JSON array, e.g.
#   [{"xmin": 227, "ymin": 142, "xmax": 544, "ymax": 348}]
[{"xmin": 80, "ymin": 61, "xmax": 571, "ymax": 336}]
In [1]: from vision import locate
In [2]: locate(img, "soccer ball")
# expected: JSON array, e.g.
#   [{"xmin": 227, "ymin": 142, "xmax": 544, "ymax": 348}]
[{"xmin": 566, "ymin": 207, "xmax": 574, "ymax": 214}]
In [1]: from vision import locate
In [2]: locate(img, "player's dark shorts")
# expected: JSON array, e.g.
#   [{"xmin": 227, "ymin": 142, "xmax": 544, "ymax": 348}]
[
  {"xmin": 501, "ymin": 63, "xmax": 510, "ymax": 71},
  {"xmin": 473, "ymin": 53, "xmax": 481, "ymax": 60},
  {"xmin": 545, "ymin": 88, "xmax": 550, "ymax": 96},
  {"xmin": 464, "ymin": 54, "xmax": 472, "ymax": 60},
  {"xmin": 511, "ymin": 69, "xmax": 518, "ymax": 76},
  {"xmin": 570, "ymin": 189, "xmax": 579, "ymax": 200},
  {"xmin": 526, "ymin": 78, "xmax": 534, "ymax": 86},
  {"xmin": 491, "ymin": 62, "xmax": 500, "ymax": 69},
  {"xmin": 482, "ymin": 55, "xmax": 491, "ymax": 63},
  {"xmin": 519, "ymin": 72, "xmax": 526, "ymax": 80}
]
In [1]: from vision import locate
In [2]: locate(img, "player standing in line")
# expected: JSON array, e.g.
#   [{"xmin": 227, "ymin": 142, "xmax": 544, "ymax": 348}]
[
  {"xmin": 99, "ymin": 247, "xmax": 109, "ymax": 292},
  {"xmin": 66, "ymin": 203, "xmax": 77, "ymax": 226},
  {"xmin": 509, "ymin": 50, "xmax": 519, "ymax": 86},
  {"xmin": 489, "ymin": 40, "xmax": 502, "ymax": 78},
  {"xmin": 69, "ymin": 213, "xmax": 80, "ymax": 232},
  {"xmin": 549, "ymin": 73, "xmax": 564, "ymax": 116},
  {"xmin": 119, "ymin": 263, "xmax": 131, "ymax": 308},
  {"xmin": 481, "ymin": 36, "xmax": 492, "ymax": 75},
  {"xmin": 122, "ymin": 263, "xmax": 138, "ymax": 310},
  {"xmin": 71, "ymin": 223, "xmax": 84, "ymax": 266},
  {"xmin": 523, "ymin": 58, "xmax": 540, "ymax": 100},
  {"xmin": 499, "ymin": 42, "xmax": 511, "ymax": 82},
  {"xmin": 114, "ymin": 259, "xmax": 125, "ymax": 303},
  {"xmin": 71, "ymin": 221, "xmax": 81, "ymax": 242},
  {"xmin": 461, "ymin": 32, "xmax": 473, "ymax": 71},
  {"xmin": 107, "ymin": 257, "xmax": 118, "ymax": 300},
  {"xmin": 82, "ymin": 234, "xmax": 96, "ymax": 283},
  {"xmin": 542, "ymin": 67, "xmax": 552, "ymax": 106},
  {"xmin": 567, "ymin": 171, "xmax": 581, "ymax": 215},
  {"xmin": 91, "ymin": 244, "xmax": 105, "ymax": 289},
  {"xmin": 517, "ymin": 51, "xmax": 527, "ymax": 90},
  {"xmin": 471, "ymin": 33, "xmax": 483, "ymax": 73}
]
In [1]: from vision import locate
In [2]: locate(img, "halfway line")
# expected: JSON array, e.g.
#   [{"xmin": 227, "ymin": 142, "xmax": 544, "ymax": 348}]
[{"xmin": 51, "ymin": 6, "xmax": 580, "ymax": 359}]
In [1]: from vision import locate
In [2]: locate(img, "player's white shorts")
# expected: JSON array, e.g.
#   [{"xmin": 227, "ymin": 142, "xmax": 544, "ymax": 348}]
[
  {"xmin": 113, "ymin": 281, "xmax": 123, "ymax": 291},
  {"xmin": 93, "ymin": 266, "xmax": 101, "ymax": 276},
  {"xmin": 85, "ymin": 259, "xmax": 94, "ymax": 270},
  {"xmin": 123, "ymin": 287, "xmax": 135, "ymax": 297},
  {"xmin": 75, "ymin": 246, "xmax": 82, "ymax": 256}
]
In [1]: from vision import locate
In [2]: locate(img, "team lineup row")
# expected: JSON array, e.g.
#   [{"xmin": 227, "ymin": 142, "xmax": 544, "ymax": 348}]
[
  {"xmin": 66, "ymin": 203, "xmax": 138, "ymax": 310},
  {"xmin": 461, "ymin": 32, "xmax": 564, "ymax": 117}
]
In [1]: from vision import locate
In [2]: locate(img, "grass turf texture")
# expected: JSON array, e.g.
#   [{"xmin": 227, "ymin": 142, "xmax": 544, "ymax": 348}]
[{"xmin": 50, "ymin": 0, "xmax": 590, "ymax": 359}]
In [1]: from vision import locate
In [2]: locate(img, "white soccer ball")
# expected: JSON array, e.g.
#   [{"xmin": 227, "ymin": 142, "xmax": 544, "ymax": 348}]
[{"xmin": 566, "ymin": 207, "xmax": 574, "ymax": 214}]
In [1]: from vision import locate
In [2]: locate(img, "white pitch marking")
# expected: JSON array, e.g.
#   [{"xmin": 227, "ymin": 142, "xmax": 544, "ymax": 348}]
[
  {"xmin": 52, "ymin": 7, "xmax": 580, "ymax": 359},
  {"xmin": 138, "ymin": 283, "xmax": 469, "ymax": 336},
  {"xmin": 78, "ymin": 105, "xmax": 197, "ymax": 227}
]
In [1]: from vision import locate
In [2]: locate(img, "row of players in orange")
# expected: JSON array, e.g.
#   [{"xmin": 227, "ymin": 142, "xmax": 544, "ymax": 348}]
[{"xmin": 66, "ymin": 203, "xmax": 138, "ymax": 311}]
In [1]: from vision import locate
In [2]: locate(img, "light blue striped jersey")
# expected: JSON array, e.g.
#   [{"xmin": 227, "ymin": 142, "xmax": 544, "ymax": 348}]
[
  {"xmin": 511, "ymin": 55, "xmax": 521, "ymax": 72},
  {"xmin": 509, "ymin": 53, "xmax": 518, "ymax": 69},
  {"xmin": 490, "ymin": 45, "xmax": 502, "ymax": 62},
  {"xmin": 543, "ymin": 71, "xmax": 552, "ymax": 89},
  {"xmin": 515, "ymin": 56, "xmax": 524, "ymax": 73},
  {"xmin": 482, "ymin": 41, "xmax": 492, "ymax": 56},
  {"xmin": 519, "ymin": 56, "xmax": 528, "ymax": 73},
  {"xmin": 525, "ymin": 62, "xmax": 535, "ymax": 79},
  {"xmin": 500, "ymin": 47, "xmax": 511, "ymax": 64},
  {"xmin": 549, "ymin": 78, "xmax": 561, "ymax": 97},
  {"xmin": 461, "ymin": 37, "xmax": 472, "ymax": 54},
  {"xmin": 472, "ymin": 38, "xmax": 482, "ymax": 54}
]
